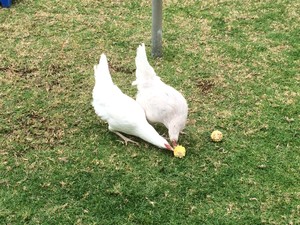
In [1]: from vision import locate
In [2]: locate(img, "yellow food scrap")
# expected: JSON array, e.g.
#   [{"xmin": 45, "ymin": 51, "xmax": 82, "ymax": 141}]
[
  {"xmin": 173, "ymin": 145, "xmax": 186, "ymax": 158},
  {"xmin": 211, "ymin": 130, "xmax": 223, "ymax": 142}
]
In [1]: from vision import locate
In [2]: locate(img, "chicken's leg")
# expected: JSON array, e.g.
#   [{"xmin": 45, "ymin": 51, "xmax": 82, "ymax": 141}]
[{"xmin": 114, "ymin": 132, "xmax": 140, "ymax": 146}]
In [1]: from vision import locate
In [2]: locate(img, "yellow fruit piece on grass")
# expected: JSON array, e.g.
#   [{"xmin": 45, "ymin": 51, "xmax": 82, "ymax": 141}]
[
  {"xmin": 211, "ymin": 130, "xmax": 223, "ymax": 142},
  {"xmin": 174, "ymin": 145, "xmax": 186, "ymax": 158}
]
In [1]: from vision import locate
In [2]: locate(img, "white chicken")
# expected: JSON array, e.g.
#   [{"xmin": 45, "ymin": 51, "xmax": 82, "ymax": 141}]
[
  {"xmin": 133, "ymin": 43, "xmax": 188, "ymax": 147},
  {"xmin": 92, "ymin": 53, "xmax": 173, "ymax": 151}
]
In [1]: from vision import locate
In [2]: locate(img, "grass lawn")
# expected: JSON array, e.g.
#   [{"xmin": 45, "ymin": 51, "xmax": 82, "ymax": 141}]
[{"xmin": 1, "ymin": 0, "xmax": 299, "ymax": 224}]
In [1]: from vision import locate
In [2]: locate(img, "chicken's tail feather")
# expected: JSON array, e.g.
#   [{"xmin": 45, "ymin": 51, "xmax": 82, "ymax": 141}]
[
  {"xmin": 136, "ymin": 43, "xmax": 148, "ymax": 64},
  {"xmin": 134, "ymin": 43, "xmax": 157, "ymax": 85},
  {"xmin": 94, "ymin": 54, "xmax": 113, "ymax": 86}
]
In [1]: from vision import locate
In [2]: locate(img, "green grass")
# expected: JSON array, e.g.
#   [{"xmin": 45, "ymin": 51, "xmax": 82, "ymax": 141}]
[{"xmin": 1, "ymin": 0, "xmax": 299, "ymax": 224}]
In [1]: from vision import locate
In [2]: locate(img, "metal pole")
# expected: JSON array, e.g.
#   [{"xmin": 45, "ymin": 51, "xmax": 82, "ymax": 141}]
[{"xmin": 151, "ymin": 0, "xmax": 162, "ymax": 58}]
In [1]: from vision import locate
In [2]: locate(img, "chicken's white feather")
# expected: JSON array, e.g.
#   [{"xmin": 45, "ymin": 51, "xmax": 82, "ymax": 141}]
[
  {"xmin": 133, "ymin": 43, "xmax": 188, "ymax": 146},
  {"xmin": 92, "ymin": 54, "xmax": 172, "ymax": 150}
]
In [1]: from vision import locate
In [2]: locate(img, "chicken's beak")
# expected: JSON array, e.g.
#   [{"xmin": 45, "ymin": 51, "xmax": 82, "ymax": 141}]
[
  {"xmin": 172, "ymin": 140, "xmax": 177, "ymax": 147},
  {"xmin": 164, "ymin": 144, "xmax": 173, "ymax": 151}
]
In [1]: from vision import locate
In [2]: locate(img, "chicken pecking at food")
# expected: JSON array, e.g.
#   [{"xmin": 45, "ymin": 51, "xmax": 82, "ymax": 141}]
[
  {"xmin": 132, "ymin": 43, "xmax": 188, "ymax": 147},
  {"xmin": 92, "ymin": 53, "xmax": 173, "ymax": 151}
]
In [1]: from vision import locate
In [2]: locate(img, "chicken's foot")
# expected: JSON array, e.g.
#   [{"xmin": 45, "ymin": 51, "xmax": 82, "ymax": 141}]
[{"xmin": 114, "ymin": 132, "xmax": 140, "ymax": 146}]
